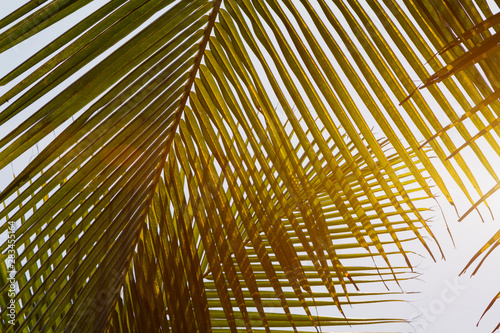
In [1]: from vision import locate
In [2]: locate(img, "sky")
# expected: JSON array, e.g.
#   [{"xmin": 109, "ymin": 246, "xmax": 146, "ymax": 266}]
[{"xmin": 1, "ymin": 1, "xmax": 500, "ymax": 332}]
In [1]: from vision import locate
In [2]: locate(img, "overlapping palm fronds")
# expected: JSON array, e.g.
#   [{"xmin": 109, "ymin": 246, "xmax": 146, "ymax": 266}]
[
  {"xmin": 407, "ymin": 3, "xmax": 500, "ymax": 330},
  {"xmin": 0, "ymin": 0, "xmax": 499, "ymax": 332}
]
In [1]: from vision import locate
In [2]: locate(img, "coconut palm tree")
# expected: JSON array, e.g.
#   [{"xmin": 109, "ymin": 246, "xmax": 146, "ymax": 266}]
[{"xmin": 0, "ymin": 1, "xmax": 499, "ymax": 332}]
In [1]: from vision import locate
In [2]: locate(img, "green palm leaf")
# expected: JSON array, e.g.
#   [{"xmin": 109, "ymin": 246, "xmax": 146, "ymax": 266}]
[{"xmin": 1, "ymin": 0, "xmax": 499, "ymax": 332}]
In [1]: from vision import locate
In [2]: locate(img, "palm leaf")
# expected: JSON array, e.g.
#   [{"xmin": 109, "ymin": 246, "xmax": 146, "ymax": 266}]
[
  {"xmin": 0, "ymin": 0, "xmax": 499, "ymax": 332},
  {"xmin": 409, "ymin": 2, "xmax": 500, "ymax": 330}
]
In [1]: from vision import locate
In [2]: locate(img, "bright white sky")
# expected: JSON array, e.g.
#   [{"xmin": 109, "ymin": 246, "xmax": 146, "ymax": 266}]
[{"xmin": 0, "ymin": 1, "xmax": 499, "ymax": 332}]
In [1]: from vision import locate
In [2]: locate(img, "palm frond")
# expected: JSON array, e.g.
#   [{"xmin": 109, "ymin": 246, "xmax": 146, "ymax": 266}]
[
  {"xmin": 408, "ymin": 3, "xmax": 500, "ymax": 330},
  {"xmin": 1, "ymin": 0, "xmax": 499, "ymax": 332}
]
